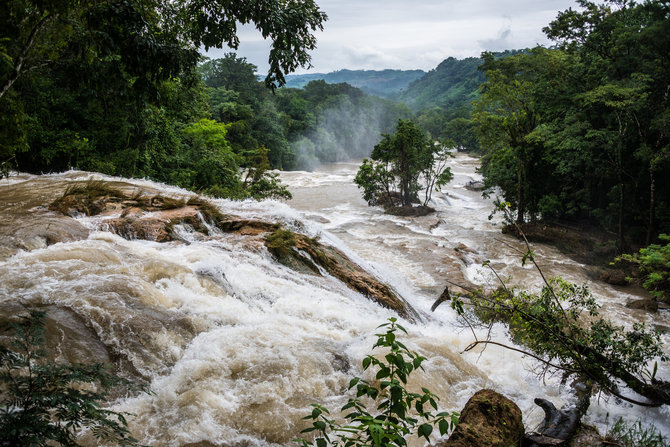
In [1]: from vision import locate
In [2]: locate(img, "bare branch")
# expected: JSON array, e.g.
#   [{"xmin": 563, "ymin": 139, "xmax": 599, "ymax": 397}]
[{"xmin": 462, "ymin": 340, "xmax": 579, "ymax": 373}]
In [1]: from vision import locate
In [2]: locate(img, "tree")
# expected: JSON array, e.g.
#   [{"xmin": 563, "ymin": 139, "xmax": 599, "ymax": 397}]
[
  {"xmin": 0, "ymin": 310, "xmax": 145, "ymax": 446},
  {"xmin": 184, "ymin": 0, "xmax": 326, "ymax": 89},
  {"xmin": 354, "ymin": 120, "xmax": 451, "ymax": 210},
  {"xmin": 420, "ymin": 142, "xmax": 453, "ymax": 206},
  {"xmin": 1, "ymin": 0, "xmax": 327, "ymax": 99},
  {"xmin": 1, "ymin": 0, "xmax": 327, "ymax": 176},
  {"xmin": 472, "ymin": 1, "xmax": 670, "ymax": 244},
  {"xmin": 436, "ymin": 210, "xmax": 670, "ymax": 410},
  {"xmin": 544, "ymin": 0, "xmax": 670, "ymax": 247},
  {"xmin": 297, "ymin": 318, "xmax": 458, "ymax": 447},
  {"xmin": 473, "ymin": 49, "xmax": 559, "ymax": 224}
]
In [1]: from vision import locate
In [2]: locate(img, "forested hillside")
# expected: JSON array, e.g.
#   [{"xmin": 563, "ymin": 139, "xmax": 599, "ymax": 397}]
[
  {"xmin": 473, "ymin": 1, "xmax": 670, "ymax": 249},
  {"xmin": 395, "ymin": 57, "xmax": 484, "ymax": 111},
  {"xmin": 283, "ymin": 69, "xmax": 425, "ymax": 98},
  {"xmin": 202, "ymin": 55, "xmax": 411, "ymax": 171}
]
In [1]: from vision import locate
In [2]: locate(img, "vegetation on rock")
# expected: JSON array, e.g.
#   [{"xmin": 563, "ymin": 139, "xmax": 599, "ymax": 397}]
[
  {"xmin": 265, "ymin": 229, "xmax": 419, "ymax": 320},
  {"xmin": 605, "ymin": 418, "xmax": 669, "ymax": 447}
]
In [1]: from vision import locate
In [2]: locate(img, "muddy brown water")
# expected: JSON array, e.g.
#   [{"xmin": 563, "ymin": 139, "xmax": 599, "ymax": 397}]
[{"xmin": 0, "ymin": 157, "xmax": 668, "ymax": 445}]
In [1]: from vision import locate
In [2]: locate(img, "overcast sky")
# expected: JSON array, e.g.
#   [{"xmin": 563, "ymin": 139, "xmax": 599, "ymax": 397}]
[{"xmin": 205, "ymin": 0, "xmax": 578, "ymax": 74}]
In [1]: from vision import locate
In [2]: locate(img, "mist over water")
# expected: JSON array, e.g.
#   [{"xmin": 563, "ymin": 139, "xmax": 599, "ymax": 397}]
[
  {"xmin": 0, "ymin": 154, "xmax": 668, "ymax": 445},
  {"xmin": 291, "ymin": 96, "xmax": 401, "ymax": 170}
]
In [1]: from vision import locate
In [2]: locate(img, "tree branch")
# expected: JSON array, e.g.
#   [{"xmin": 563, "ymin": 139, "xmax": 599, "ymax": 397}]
[{"xmin": 0, "ymin": 13, "xmax": 53, "ymax": 100}]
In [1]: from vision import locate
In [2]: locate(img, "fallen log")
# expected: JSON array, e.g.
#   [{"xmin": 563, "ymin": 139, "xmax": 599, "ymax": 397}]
[{"xmin": 523, "ymin": 382, "xmax": 592, "ymax": 446}]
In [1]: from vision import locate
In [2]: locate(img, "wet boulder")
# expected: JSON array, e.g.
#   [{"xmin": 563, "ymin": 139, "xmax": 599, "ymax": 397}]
[
  {"xmin": 265, "ymin": 228, "xmax": 421, "ymax": 322},
  {"xmin": 600, "ymin": 269, "xmax": 628, "ymax": 286},
  {"xmin": 437, "ymin": 389, "xmax": 524, "ymax": 447},
  {"xmin": 465, "ymin": 180, "xmax": 485, "ymax": 191},
  {"xmin": 626, "ymin": 299, "xmax": 658, "ymax": 312}
]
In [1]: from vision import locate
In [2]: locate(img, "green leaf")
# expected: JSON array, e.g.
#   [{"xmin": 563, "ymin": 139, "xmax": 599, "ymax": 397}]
[
  {"xmin": 417, "ymin": 423, "xmax": 433, "ymax": 440},
  {"xmin": 439, "ymin": 418, "xmax": 450, "ymax": 435},
  {"xmin": 376, "ymin": 368, "xmax": 390, "ymax": 380},
  {"xmin": 362, "ymin": 357, "xmax": 372, "ymax": 369}
]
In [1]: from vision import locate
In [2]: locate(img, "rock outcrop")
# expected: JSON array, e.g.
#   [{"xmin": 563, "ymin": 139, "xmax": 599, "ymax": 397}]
[
  {"xmin": 47, "ymin": 180, "xmax": 420, "ymax": 321},
  {"xmin": 265, "ymin": 229, "xmax": 420, "ymax": 321},
  {"xmin": 437, "ymin": 389, "xmax": 524, "ymax": 447},
  {"xmin": 626, "ymin": 299, "xmax": 659, "ymax": 312},
  {"xmin": 464, "ymin": 180, "xmax": 485, "ymax": 191},
  {"xmin": 600, "ymin": 269, "xmax": 628, "ymax": 286}
]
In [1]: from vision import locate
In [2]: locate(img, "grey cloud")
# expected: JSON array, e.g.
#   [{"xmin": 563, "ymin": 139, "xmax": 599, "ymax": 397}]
[
  {"xmin": 478, "ymin": 18, "xmax": 514, "ymax": 51},
  {"xmin": 204, "ymin": 0, "xmax": 579, "ymax": 73}
]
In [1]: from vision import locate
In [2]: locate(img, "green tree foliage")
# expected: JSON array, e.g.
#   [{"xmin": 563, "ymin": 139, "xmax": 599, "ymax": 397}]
[
  {"xmin": 617, "ymin": 234, "xmax": 670, "ymax": 301},
  {"xmin": 0, "ymin": 310, "xmax": 145, "ymax": 446},
  {"xmin": 354, "ymin": 120, "xmax": 452, "ymax": 209},
  {"xmin": 1, "ymin": 0, "xmax": 325, "ymax": 194},
  {"xmin": 296, "ymin": 318, "xmax": 458, "ymax": 447},
  {"xmin": 473, "ymin": 48, "xmax": 570, "ymax": 224},
  {"xmin": 201, "ymin": 54, "xmax": 295, "ymax": 169},
  {"xmin": 473, "ymin": 1, "xmax": 670, "ymax": 246},
  {"xmin": 447, "ymin": 220, "xmax": 670, "ymax": 407},
  {"xmin": 202, "ymin": 56, "xmax": 411, "ymax": 170},
  {"xmin": 396, "ymin": 57, "xmax": 485, "ymax": 112},
  {"xmin": 184, "ymin": 0, "xmax": 326, "ymax": 89}
]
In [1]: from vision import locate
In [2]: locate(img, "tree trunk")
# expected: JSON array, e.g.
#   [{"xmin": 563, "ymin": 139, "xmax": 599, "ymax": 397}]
[
  {"xmin": 523, "ymin": 382, "xmax": 592, "ymax": 446},
  {"xmin": 617, "ymin": 178, "xmax": 624, "ymax": 252},
  {"xmin": 517, "ymin": 162, "xmax": 525, "ymax": 224},
  {"xmin": 647, "ymin": 168, "xmax": 656, "ymax": 245},
  {"xmin": 0, "ymin": 14, "xmax": 52, "ymax": 101}
]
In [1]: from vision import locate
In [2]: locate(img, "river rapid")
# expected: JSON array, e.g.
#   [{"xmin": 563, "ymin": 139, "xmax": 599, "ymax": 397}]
[{"xmin": 0, "ymin": 153, "xmax": 668, "ymax": 445}]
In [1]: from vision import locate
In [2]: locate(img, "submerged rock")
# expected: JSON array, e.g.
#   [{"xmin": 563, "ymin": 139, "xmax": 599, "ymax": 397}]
[
  {"xmin": 46, "ymin": 180, "xmax": 420, "ymax": 321},
  {"xmin": 565, "ymin": 425, "xmax": 608, "ymax": 447},
  {"xmin": 626, "ymin": 299, "xmax": 658, "ymax": 312},
  {"xmin": 464, "ymin": 180, "xmax": 485, "ymax": 191},
  {"xmin": 385, "ymin": 205, "xmax": 435, "ymax": 216},
  {"xmin": 265, "ymin": 228, "xmax": 421, "ymax": 321},
  {"xmin": 600, "ymin": 269, "xmax": 628, "ymax": 286},
  {"xmin": 437, "ymin": 389, "xmax": 524, "ymax": 447}
]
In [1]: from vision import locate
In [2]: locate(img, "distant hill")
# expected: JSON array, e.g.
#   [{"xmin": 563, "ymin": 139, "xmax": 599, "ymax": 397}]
[
  {"xmin": 282, "ymin": 69, "xmax": 426, "ymax": 98},
  {"xmin": 395, "ymin": 57, "xmax": 485, "ymax": 111},
  {"xmin": 396, "ymin": 51, "xmax": 529, "ymax": 112}
]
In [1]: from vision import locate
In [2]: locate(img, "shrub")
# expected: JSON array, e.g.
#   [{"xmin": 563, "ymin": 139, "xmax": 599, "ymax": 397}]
[
  {"xmin": 605, "ymin": 418, "xmax": 669, "ymax": 447},
  {"xmin": 296, "ymin": 318, "xmax": 458, "ymax": 447},
  {"xmin": 0, "ymin": 310, "xmax": 145, "ymax": 446},
  {"xmin": 617, "ymin": 234, "xmax": 670, "ymax": 301}
]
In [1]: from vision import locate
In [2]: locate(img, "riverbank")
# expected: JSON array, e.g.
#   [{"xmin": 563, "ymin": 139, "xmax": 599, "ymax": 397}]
[{"xmin": 502, "ymin": 221, "xmax": 619, "ymax": 267}]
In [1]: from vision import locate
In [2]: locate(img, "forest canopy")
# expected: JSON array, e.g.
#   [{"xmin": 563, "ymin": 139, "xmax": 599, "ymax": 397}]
[{"xmin": 473, "ymin": 0, "xmax": 670, "ymax": 248}]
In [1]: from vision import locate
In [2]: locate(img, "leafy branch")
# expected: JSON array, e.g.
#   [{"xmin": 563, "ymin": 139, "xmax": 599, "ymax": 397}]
[
  {"xmin": 434, "ymin": 207, "xmax": 669, "ymax": 407},
  {"xmin": 296, "ymin": 318, "xmax": 458, "ymax": 447}
]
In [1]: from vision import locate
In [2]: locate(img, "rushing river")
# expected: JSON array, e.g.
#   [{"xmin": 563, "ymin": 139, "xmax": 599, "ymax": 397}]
[{"xmin": 0, "ymin": 153, "xmax": 668, "ymax": 445}]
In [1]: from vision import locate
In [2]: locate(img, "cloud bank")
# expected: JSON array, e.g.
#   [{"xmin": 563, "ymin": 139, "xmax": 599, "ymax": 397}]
[{"xmin": 205, "ymin": 0, "xmax": 577, "ymax": 73}]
